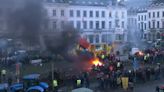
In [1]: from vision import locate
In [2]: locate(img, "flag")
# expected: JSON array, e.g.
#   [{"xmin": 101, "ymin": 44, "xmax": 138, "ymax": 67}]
[{"xmin": 78, "ymin": 38, "xmax": 90, "ymax": 49}]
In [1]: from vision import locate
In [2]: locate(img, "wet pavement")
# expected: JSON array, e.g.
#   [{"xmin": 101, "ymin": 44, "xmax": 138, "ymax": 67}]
[{"xmin": 58, "ymin": 78, "xmax": 164, "ymax": 92}]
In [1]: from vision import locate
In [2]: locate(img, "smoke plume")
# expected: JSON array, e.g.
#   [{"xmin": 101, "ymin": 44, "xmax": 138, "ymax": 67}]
[
  {"xmin": 7, "ymin": 0, "xmax": 46, "ymax": 47},
  {"xmin": 44, "ymin": 25, "xmax": 79, "ymax": 57}
]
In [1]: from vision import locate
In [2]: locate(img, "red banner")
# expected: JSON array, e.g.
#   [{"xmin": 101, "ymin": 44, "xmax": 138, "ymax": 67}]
[{"xmin": 78, "ymin": 38, "xmax": 90, "ymax": 49}]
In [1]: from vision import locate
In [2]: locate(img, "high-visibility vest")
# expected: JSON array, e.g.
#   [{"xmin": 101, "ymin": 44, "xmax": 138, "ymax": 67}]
[
  {"xmin": 101, "ymin": 55, "xmax": 105, "ymax": 59},
  {"xmin": 76, "ymin": 79, "xmax": 81, "ymax": 85},
  {"xmin": 1, "ymin": 70, "xmax": 6, "ymax": 75},
  {"xmin": 53, "ymin": 80, "xmax": 58, "ymax": 87},
  {"xmin": 117, "ymin": 77, "xmax": 121, "ymax": 85},
  {"xmin": 117, "ymin": 62, "xmax": 121, "ymax": 67},
  {"xmin": 144, "ymin": 56, "xmax": 147, "ymax": 60}
]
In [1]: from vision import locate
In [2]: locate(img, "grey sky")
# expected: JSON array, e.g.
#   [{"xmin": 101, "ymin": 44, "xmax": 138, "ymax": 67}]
[{"xmin": 126, "ymin": 0, "xmax": 151, "ymax": 8}]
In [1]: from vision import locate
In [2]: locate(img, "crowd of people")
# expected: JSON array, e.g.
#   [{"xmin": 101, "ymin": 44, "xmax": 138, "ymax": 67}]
[
  {"xmin": 46, "ymin": 48, "xmax": 164, "ymax": 91},
  {"xmin": 0, "ymin": 47, "xmax": 163, "ymax": 92}
]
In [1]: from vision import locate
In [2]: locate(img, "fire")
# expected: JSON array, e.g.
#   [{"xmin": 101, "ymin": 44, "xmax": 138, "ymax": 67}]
[
  {"xmin": 138, "ymin": 51, "xmax": 144, "ymax": 56},
  {"xmin": 92, "ymin": 58, "xmax": 103, "ymax": 66}
]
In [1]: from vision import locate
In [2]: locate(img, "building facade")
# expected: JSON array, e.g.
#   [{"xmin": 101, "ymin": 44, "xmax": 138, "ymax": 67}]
[
  {"xmin": 137, "ymin": 8, "xmax": 148, "ymax": 40},
  {"xmin": 131, "ymin": 1, "xmax": 164, "ymax": 47},
  {"xmin": 44, "ymin": 0, "xmax": 128, "ymax": 45},
  {"xmin": 147, "ymin": 3, "xmax": 164, "ymax": 44},
  {"xmin": 127, "ymin": 8, "xmax": 138, "ymax": 43}
]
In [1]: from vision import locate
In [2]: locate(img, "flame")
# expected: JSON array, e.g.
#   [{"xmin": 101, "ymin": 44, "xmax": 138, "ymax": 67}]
[
  {"xmin": 138, "ymin": 51, "xmax": 144, "ymax": 56},
  {"xmin": 92, "ymin": 58, "xmax": 103, "ymax": 66}
]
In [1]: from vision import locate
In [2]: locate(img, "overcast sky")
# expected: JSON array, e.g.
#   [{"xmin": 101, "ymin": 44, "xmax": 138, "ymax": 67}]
[{"xmin": 126, "ymin": 0, "xmax": 151, "ymax": 8}]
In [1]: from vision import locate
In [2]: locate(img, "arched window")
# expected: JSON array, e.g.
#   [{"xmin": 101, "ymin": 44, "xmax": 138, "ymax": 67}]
[{"xmin": 156, "ymin": 32, "xmax": 161, "ymax": 39}]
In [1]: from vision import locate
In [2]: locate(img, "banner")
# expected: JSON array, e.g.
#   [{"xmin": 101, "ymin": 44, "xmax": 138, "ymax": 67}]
[{"xmin": 121, "ymin": 77, "xmax": 129, "ymax": 90}]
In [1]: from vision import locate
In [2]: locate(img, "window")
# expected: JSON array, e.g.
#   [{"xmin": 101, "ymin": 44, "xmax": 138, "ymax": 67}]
[
  {"xmin": 157, "ymin": 11, "xmax": 160, "ymax": 18},
  {"xmin": 122, "ymin": 12, "xmax": 124, "ymax": 18},
  {"xmin": 153, "ymin": 21, "xmax": 155, "ymax": 28},
  {"xmin": 144, "ymin": 15, "xmax": 146, "ymax": 21},
  {"xmin": 96, "ymin": 11, "xmax": 99, "ymax": 17},
  {"xmin": 89, "ymin": 11, "xmax": 93, "ymax": 17},
  {"xmin": 144, "ymin": 23, "xmax": 146, "ymax": 30},
  {"xmin": 157, "ymin": 21, "xmax": 160, "ymax": 28},
  {"xmin": 115, "ymin": 20, "xmax": 119, "ymax": 27},
  {"xmin": 52, "ymin": 21, "xmax": 57, "ymax": 29},
  {"xmin": 121, "ymin": 21, "xmax": 124, "ymax": 28},
  {"xmin": 162, "ymin": 21, "xmax": 164, "ymax": 28},
  {"xmin": 53, "ymin": 10, "xmax": 56, "ymax": 16},
  {"xmin": 138, "ymin": 23, "xmax": 140, "ymax": 29},
  {"xmin": 138, "ymin": 16, "xmax": 140, "ymax": 21},
  {"xmin": 88, "ymin": 35, "xmax": 94, "ymax": 43},
  {"xmin": 95, "ymin": 35, "xmax": 99, "ymax": 43},
  {"xmin": 149, "ymin": 21, "xmax": 151, "ymax": 28},
  {"xmin": 96, "ymin": 21, "xmax": 99, "ymax": 29},
  {"xmin": 109, "ymin": 12, "xmax": 112, "ymax": 17},
  {"xmin": 149, "ymin": 12, "xmax": 151, "ymax": 18},
  {"xmin": 144, "ymin": 34, "xmax": 147, "ymax": 39},
  {"xmin": 77, "ymin": 21, "xmax": 81, "ymax": 29},
  {"xmin": 109, "ymin": 21, "xmax": 112, "ymax": 28},
  {"xmin": 70, "ymin": 21, "xmax": 74, "ymax": 26},
  {"xmin": 83, "ymin": 11, "xmax": 87, "ymax": 17},
  {"xmin": 61, "ymin": 10, "xmax": 64, "ymax": 16},
  {"xmin": 89, "ymin": 21, "xmax": 93, "ymax": 29},
  {"xmin": 116, "ymin": 34, "xmax": 123, "ymax": 41},
  {"xmin": 141, "ymin": 15, "xmax": 143, "ymax": 21},
  {"xmin": 77, "ymin": 10, "xmax": 80, "ymax": 17},
  {"xmin": 102, "ymin": 11, "xmax": 105, "ymax": 17},
  {"xmin": 83, "ymin": 21, "xmax": 87, "ymax": 29},
  {"xmin": 163, "ymin": 11, "xmax": 164, "ymax": 17},
  {"xmin": 102, "ymin": 21, "xmax": 105, "ymax": 29},
  {"xmin": 102, "ymin": 34, "xmax": 108, "ymax": 43},
  {"xmin": 70, "ymin": 10, "xmax": 74, "ymax": 17},
  {"xmin": 153, "ymin": 12, "xmax": 155, "ymax": 18},
  {"xmin": 115, "ymin": 11, "xmax": 118, "ymax": 18},
  {"xmin": 141, "ymin": 22, "xmax": 144, "ymax": 29},
  {"xmin": 61, "ymin": 21, "xmax": 64, "ymax": 27}
]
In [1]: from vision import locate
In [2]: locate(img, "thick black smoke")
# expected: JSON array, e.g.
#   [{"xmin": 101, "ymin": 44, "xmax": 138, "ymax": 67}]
[
  {"xmin": 44, "ymin": 25, "xmax": 79, "ymax": 57},
  {"xmin": 7, "ymin": 0, "xmax": 46, "ymax": 47},
  {"xmin": 4, "ymin": 0, "xmax": 79, "ymax": 59}
]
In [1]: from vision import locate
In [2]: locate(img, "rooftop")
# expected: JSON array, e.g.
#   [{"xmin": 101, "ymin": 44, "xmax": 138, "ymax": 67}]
[
  {"xmin": 45, "ymin": 0, "xmax": 126, "ymax": 7},
  {"xmin": 149, "ymin": 0, "xmax": 164, "ymax": 8}
]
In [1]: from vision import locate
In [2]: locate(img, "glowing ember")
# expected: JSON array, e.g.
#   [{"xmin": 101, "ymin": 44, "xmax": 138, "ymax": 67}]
[{"xmin": 92, "ymin": 58, "xmax": 103, "ymax": 66}]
